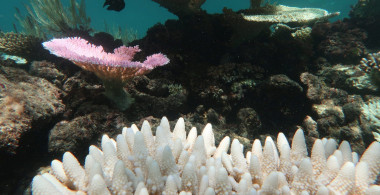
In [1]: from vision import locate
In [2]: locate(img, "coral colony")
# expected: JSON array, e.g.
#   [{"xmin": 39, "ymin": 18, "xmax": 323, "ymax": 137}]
[
  {"xmin": 32, "ymin": 117, "xmax": 380, "ymax": 194},
  {"xmin": 1, "ymin": 0, "xmax": 379, "ymax": 194},
  {"xmin": 42, "ymin": 37, "xmax": 170, "ymax": 110}
]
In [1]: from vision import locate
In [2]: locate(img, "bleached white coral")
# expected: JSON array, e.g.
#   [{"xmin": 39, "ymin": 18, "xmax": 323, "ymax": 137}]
[
  {"xmin": 361, "ymin": 99, "xmax": 380, "ymax": 141},
  {"xmin": 242, "ymin": 5, "xmax": 339, "ymax": 24},
  {"xmin": 32, "ymin": 117, "xmax": 380, "ymax": 194}
]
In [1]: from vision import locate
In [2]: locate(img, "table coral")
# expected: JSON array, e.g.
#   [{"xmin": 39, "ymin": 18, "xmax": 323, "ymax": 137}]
[{"xmin": 43, "ymin": 37, "xmax": 169, "ymax": 110}]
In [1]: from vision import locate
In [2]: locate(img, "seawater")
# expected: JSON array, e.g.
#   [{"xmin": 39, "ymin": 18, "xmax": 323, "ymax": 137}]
[{"xmin": 0, "ymin": 0, "xmax": 358, "ymax": 38}]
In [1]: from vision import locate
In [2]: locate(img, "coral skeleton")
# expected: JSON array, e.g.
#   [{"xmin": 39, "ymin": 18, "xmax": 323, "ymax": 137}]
[
  {"xmin": 43, "ymin": 37, "xmax": 170, "ymax": 110},
  {"xmin": 32, "ymin": 117, "xmax": 380, "ymax": 194}
]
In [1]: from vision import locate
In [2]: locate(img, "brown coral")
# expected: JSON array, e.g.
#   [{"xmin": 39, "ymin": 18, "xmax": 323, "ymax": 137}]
[{"xmin": 0, "ymin": 32, "xmax": 44, "ymax": 61}]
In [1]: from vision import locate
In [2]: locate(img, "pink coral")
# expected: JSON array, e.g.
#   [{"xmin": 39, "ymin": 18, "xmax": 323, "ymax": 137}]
[
  {"xmin": 42, "ymin": 37, "xmax": 170, "ymax": 110},
  {"xmin": 42, "ymin": 37, "xmax": 169, "ymax": 82}
]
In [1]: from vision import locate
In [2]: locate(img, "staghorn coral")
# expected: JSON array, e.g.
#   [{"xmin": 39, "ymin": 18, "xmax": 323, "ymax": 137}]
[
  {"xmin": 32, "ymin": 117, "xmax": 380, "ymax": 194},
  {"xmin": 0, "ymin": 32, "xmax": 45, "ymax": 61},
  {"xmin": 42, "ymin": 37, "xmax": 169, "ymax": 110}
]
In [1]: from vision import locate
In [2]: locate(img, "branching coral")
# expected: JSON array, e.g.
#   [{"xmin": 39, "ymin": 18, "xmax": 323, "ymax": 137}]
[
  {"xmin": 32, "ymin": 117, "xmax": 380, "ymax": 194},
  {"xmin": 15, "ymin": 0, "xmax": 90, "ymax": 39},
  {"xmin": 0, "ymin": 32, "xmax": 45, "ymax": 61},
  {"xmin": 359, "ymin": 51, "xmax": 380, "ymax": 73},
  {"xmin": 42, "ymin": 37, "xmax": 169, "ymax": 110},
  {"xmin": 358, "ymin": 51, "xmax": 380, "ymax": 88}
]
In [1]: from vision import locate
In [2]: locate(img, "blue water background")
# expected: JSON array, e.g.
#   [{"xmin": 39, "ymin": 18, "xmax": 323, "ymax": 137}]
[{"xmin": 1, "ymin": 0, "xmax": 357, "ymax": 38}]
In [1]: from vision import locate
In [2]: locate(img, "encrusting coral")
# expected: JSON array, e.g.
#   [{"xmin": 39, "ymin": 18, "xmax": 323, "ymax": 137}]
[
  {"xmin": 42, "ymin": 37, "xmax": 170, "ymax": 110},
  {"xmin": 32, "ymin": 117, "xmax": 380, "ymax": 194}
]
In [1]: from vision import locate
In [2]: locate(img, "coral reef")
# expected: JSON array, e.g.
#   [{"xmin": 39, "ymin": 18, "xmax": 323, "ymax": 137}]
[
  {"xmin": 312, "ymin": 21, "xmax": 368, "ymax": 64},
  {"xmin": 1, "ymin": 0, "xmax": 379, "ymax": 194},
  {"xmin": 29, "ymin": 60, "xmax": 68, "ymax": 87},
  {"xmin": 0, "ymin": 66, "xmax": 65, "ymax": 155},
  {"xmin": 48, "ymin": 107, "xmax": 128, "ymax": 157},
  {"xmin": 125, "ymin": 77, "xmax": 188, "ymax": 120},
  {"xmin": 32, "ymin": 117, "xmax": 380, "ymax": 194},
  {"xmin": 300, "ymin": 72, "xmax": 375, "ymax": 153},
  {"xmin": 317, "ymin": 64, "xmax": 376, "ymax": 93},
  {"xmin": 0, "ymin": 64, "xmax": 65, "ymax": 193},
  {"xmin": 255, "ymin": 74, "xmax": 306, "ymax": 127},
  {"xmin": 236, "ymin": 108, "xmax": 262, "ymax": 137}
]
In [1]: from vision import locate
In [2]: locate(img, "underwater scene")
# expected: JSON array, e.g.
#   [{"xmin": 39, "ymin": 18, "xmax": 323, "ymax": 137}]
[{"xmin": 0, "ymin": 0, "xmax": 379, "ymax": 194}]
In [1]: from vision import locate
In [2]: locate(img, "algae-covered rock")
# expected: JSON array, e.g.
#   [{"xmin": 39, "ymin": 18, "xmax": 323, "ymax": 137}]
[{"xmin": 0, "ymin": 66, "xmax": 65, "ymax": 155}]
